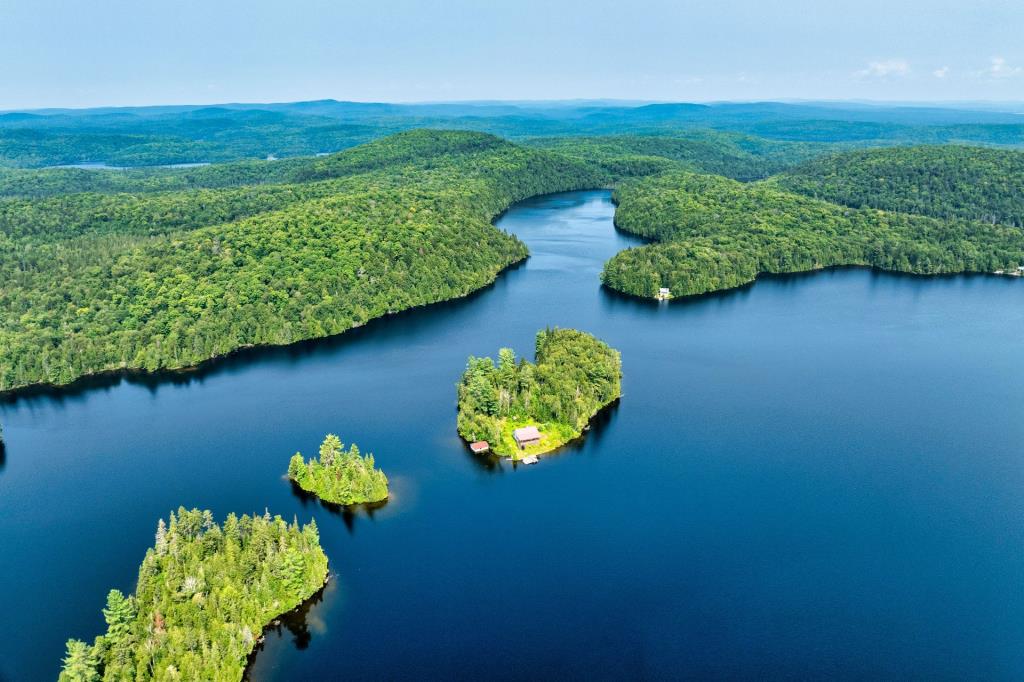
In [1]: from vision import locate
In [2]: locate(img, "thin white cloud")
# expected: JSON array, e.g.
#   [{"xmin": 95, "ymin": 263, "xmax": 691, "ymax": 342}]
[
  {"xmin": 986, "ymin": 56, "xmax": 1021, "ymax": 79},
  {"xmin": 855, "ymin": 59, "xmax": 910, "ymax": 79},
  {"xmin": 932, "ymin": 66, "xmax": 950, "ymax": 79}
]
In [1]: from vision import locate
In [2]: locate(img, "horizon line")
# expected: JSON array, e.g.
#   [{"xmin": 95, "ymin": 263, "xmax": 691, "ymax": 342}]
[{"xmin": 4, "ymin": 97, "xmax": 1024, "ymax": 116}]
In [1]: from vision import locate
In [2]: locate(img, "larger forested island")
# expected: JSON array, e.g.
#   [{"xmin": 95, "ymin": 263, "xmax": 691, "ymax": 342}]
[
  {"xmin": 59, "ymin": 508, "xmax": 328, "ymax": 681},
  {"xmin": 457, "ymin": 328, "xmax": 622, "ymax": 458}
]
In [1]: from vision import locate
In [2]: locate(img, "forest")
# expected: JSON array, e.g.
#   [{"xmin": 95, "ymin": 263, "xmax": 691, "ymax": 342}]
[
  {"xmin": 4, "ymin": 122, "xmax": 1024, "ymax": 392},
  {"xmin": 525, "ymin": 132, "xmax": 831, "ymax": 181},
  {"xmin": 2, "ymin": 100, "xmax": 1023, "ymax": 169},
  {"xmin": 59, "ymin": 508, "xmax": 328, "ymax": 681},
  {"xmin": 770, "ymin": 145, "xmax": 1024, "ymax": 227},
  {"xmin": 0, "ymin": 130, "xmax": 612, "ymax": 391},
  {"xmin": 457, "ymin": 328, "xmax": 622, "ymax": 457},
  {"xmin": 288, "ymin": 434, "xmax": 389, "ymax": 505},
  {"xmin": 601, "ymin": 170, "xmax": 1024, "ymax": 299}
]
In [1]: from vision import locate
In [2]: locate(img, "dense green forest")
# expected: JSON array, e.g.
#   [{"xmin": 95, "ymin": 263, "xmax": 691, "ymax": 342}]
[
  {"xmin": 0, "ymin": 110, "xmax": 391, "ymax": 168},
  {"xmin": 457, "ymin": 328, "xmax": 622, "ymax": 458},
  {"xmin": 770, "ymin": 145, "xmax": 1024, "ymax": 227},
  {"xmin": 0, "ymin": 128, "xmax": 548, "ymax": 199},
  {"xmin": 2, "ymin": 100, "xmax": 1022, "ymax": 168},
  {"xmin": 0, "ymin": 130, "xmax": 611, "ymax": 391},
  {"xmin": 525, "ymin": 132, "xmax": 831, "ymax": 181},
  {"xmin": 601, "ymin": 171, "xmax": 1024, "ymax": 299},
  {"xmin": 5, "ymin": 121, "xmax": 1022, "ymax": 391},
  {"xmin": 288, "ymin": 434, "xmax": 389, "ymax": 505},
  {"xmin": 59, "ymin": 508, "xmax": 328, "ymax": 681}
]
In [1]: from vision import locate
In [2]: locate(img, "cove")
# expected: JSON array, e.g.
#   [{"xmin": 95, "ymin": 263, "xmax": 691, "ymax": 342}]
[{"xmin": 1, "ymin": 190, "xmax": 1023, "ymax": 680}]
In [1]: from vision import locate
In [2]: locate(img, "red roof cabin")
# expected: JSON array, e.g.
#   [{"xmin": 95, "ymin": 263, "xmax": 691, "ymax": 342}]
[
  {"xmin": 512, "ymin": 426, "xmax": 542, "ymax": 449},
  {"xmin": 469, "ymin": 441, "xmax": 490, "ymax": 454}
]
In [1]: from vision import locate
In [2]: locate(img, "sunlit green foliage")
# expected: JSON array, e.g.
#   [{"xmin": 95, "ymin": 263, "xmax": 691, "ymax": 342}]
[
  {"xmin": 288, "ymin": 434, "xmax": 389, "ymax": 505},
  {"xmin": 602, "ymin": 171, "xmax": 1024, "ymax": 298},
  {"xmin": 59, "ymin": 508, "xmax": 328, "ymax": 682},
  {"xmin": 770, "ymin": 145, "xmax": 1024, "ymax": 227},
  {"xmin": 0, "ymin": 130, "xmax": 609, "ymax": 391},
  {"xmin": 457, "ymin": 329, "xmax": 622, "ymax": 457}
]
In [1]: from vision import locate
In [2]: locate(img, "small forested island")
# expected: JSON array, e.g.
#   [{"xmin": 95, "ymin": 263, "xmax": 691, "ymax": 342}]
[
  {"xmin": 457, "ymin": 328, "xmax": 622, "ymax": 459},
  {"xmin": 59, "ymin": 508, "xmax": 328, "ymax": 682},
  {"xmin": 288, "ymin": 434, "xmax": 389, "ymax": 505}
]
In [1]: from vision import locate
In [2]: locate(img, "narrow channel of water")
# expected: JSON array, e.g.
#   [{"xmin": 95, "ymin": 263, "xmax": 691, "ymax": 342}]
[{"xmin": 1, "ymin": 191, "xmax": 1023, "ymax": 680}]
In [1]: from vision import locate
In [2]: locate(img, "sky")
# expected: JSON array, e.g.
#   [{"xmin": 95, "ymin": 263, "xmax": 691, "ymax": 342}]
[{"xmin": 1, "ymin": 0, "xmax": 1022, "ymax": 109}]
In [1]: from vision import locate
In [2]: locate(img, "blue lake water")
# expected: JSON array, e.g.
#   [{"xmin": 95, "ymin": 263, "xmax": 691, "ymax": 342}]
[{"xmin": 1, "ymin": 190, "xmax": 1023, "ymax": 680}]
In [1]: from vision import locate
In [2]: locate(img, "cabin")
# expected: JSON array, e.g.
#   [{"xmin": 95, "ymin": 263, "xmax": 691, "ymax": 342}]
[
  {"xmin": 512, "ymin": 426, "xmax": 542, "ymax": 449},
  {"xmin": 656, "ymin": 287, "xmax": 671, "ymax": 300},
  {"xmin": 469, "ymin": 441, "xmax": 490, "ymax": 454}
]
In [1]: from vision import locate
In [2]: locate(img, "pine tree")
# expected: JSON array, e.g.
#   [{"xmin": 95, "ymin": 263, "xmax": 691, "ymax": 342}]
[
  {"xmin": 154, "ymin": 518, "xmax": 168, "ymax": 556},
  {"xmin": 59, "ymin": 639, "xmax": 98, "ymax": 682},
  {"xmin": 102, "ymin": 590, "xmax": 137, "ymax": 643},
  {"xmin": 319, "ymin": 434, "xmax": 342, "ymax": 467}
]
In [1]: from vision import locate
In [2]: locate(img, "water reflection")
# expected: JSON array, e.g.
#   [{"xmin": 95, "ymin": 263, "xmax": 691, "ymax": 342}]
[
  {"xmin": 3, "ymin": 190, "xmax": 1022, "ymax": 681},
  {"xmin": 244, "ymin": 576, "xmax": 335, "ymax": 681},
  {"xmin": 0, "ymin": 259, "xmax": 529, "ymax": 408},
  {"xmin": 288, "ymin": 480, "xmax": 388, "ymax": 534}
]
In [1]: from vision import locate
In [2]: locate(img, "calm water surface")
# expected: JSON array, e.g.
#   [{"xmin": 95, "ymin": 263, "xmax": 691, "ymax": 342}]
[{"xmin": 1, "ymin": 190, "xmax": 1023, "ymax": 680}]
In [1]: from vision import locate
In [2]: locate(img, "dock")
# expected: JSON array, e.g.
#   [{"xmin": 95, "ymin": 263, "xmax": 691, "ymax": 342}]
[{"xmin": 520, "ymin": 455, "xmax": 539, "ymax": 465}]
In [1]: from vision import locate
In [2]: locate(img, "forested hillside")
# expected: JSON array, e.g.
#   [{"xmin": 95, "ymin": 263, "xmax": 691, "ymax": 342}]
[
  {"xmin": 0, "ymin": 130, "xmax": 608, "ymax": 391},
  {"xmin": 525, "ymin": 132, "xmax": 830, "ymax": 181},
  {"xmin": 771, "ymin": 145, "xmax": 1024, "ymax": 227},
  {"xmin": 601, "ymin": 171, "xmax": 1024, "ymax": 299},
  {"xmin": 2, "ymin": 100, "xmax": 1022, "ymax": 169}
]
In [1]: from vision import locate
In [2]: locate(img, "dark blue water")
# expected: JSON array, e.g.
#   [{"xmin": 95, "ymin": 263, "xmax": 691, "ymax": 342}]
[{"xmin": 2, "ymin": 190, "xmax": 1023, "ymax": 681}]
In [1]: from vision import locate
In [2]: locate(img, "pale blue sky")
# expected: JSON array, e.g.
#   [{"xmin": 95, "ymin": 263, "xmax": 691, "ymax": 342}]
[{"xmin": 2, "ymin": 0, "xmax": 1022, "ymax": 109}]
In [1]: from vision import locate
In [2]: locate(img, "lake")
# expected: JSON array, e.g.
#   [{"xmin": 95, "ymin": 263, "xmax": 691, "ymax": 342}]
[{"xmin": 1, "ymin": 190, "xmax": 1022, "ymax": 680}]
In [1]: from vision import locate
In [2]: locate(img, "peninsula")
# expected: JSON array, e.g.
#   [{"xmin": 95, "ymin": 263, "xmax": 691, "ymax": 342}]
[
  {"xmin": 457, "ymin": 328, "xmax": 622, "ymax": 459},
  {"xmin": 58, "ymin": 508, "xmax": 328, "ymax": 681},
  {"xmin": 601, "ymin": 147, "xmax": 1024, "ymax": 300}
]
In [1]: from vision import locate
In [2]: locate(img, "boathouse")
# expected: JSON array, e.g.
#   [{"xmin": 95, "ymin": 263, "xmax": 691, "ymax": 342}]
[
  {"xmin": 512, "ymin": 426, "xmax": 542, "ymax": 449},
  {"xmin": 469, "ymin": 441, "xmax": 490, "ymax": 454},
  {"xmin": 657, "ymin": 287, "xmax": 671, "ymax": 300}
]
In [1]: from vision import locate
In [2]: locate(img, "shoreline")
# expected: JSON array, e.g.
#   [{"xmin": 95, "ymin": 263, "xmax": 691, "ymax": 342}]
[
  {"xmin": 1, "ymin": 188, "xmax": 613, "ymax": 400},
  {"xmin": 242, "ymin": 568, "xmax": 332, "ymax": 680},
  {"xmin": 602, "ymin": 262, "xmax": 1024, "ymax": 303},
  {"xmin": 0, "ymin": 253, "xmax": 529, "ymax": 399},
  {"xmin": 464, "ymin": 396, "xmax": 622, "ymax": 462}
]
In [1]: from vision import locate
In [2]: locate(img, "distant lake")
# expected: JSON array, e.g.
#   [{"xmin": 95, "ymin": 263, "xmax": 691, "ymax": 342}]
[
  {"xmin": 48, "ymin": 161, "xmax": 212, "ymax": 170},
  {"xmin": 1, "ymin": 191, "xmax": 1022, "ymax": 680}
]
